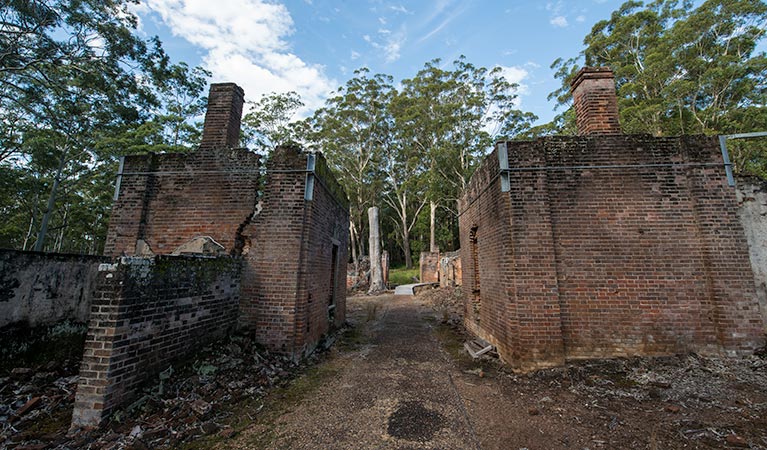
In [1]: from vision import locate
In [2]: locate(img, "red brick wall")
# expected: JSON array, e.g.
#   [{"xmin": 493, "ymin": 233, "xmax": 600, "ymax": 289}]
[
  {"xmin": 459, "ymin": 135, "xmax": 765, "ymax": 371},
  {"xmin": 103, "ymin": 148, "xmax": 260, "ymax": 256},
  {"xmin": 72, "ymin": 255, "xmax": 241, "ymax": 427},
  {"xmin": 239, "ymin": 147, "xmax": 349, "ymax": 357}
]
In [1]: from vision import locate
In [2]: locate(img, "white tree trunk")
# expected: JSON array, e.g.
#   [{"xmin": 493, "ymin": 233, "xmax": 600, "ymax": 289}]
[
  {"xmin": 429, "ymin": 200, "xmax": 438, "ymax": 253},
  {"xmin": 368, "ymin": 206, "xmax": 385, "ymax": 293}
]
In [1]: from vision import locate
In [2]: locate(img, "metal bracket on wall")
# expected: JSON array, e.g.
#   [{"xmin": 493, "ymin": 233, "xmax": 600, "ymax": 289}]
[
  {"xmin": 498, "ymin": 142, "xmax": 510, "ymax": 192},
  {"xmin": 718, "ymin": 131, "xmax": 767, "ymax": 187},
  {"xmin": 113, "ymin": 156, "xmax": 125, "ymax": 201},
  {"xmin": 304, "ymin": 153, "xmax": 316, "ymax": 201}
]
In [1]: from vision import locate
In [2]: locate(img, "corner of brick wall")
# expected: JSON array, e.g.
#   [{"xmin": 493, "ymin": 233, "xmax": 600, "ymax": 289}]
[
  {"xmin": 71, "ymin": 255, "xmax": 242, "ymax": 428},
  {"xmin": 239, "ymin": 146, "xmax": 350, "ymax": 358},
  {"xmin": 459, "ymin": 135, "xmax": 765, "ymax": 372}
]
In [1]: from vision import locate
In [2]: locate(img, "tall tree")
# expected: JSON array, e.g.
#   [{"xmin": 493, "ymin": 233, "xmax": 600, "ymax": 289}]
[
  {"xmin": 242, "ymin": 91, "xmax": 305, "ymax": 154},
  {"xmin": 0, "ymin": 0, "xmax": 210, "ymax": 252},
  {"xmin": 307, "ymin": 69, "xmax": 392, "ymax": 269},
  {"xmin": 549, "ymin": 0, "xmax": 767, "ymax": 137},
  {"xmin": 391, "ymin": 57, "xmax": 535, "ymax": 255}
]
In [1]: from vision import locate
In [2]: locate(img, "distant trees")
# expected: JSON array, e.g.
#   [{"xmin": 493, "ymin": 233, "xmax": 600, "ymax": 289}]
[
  {"xmin": 0, "ymin": 0, "xmax": 211, "ymax": 253},
  {"xmin": 545, "ymin": 0, "xmax": 767, "ymax": 140},
  {"xmin": 304, "ymin": 58, "xmax": 533, "ymax": 268}
]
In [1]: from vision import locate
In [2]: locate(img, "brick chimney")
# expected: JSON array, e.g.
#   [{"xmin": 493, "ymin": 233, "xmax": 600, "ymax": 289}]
[
  {"xmin": 200, "ymin": 83, "xmax": 245, "ymax": 148},
  {"xmin": 570, "ymin": 67, "xmax": 621, "ymax": 135}
]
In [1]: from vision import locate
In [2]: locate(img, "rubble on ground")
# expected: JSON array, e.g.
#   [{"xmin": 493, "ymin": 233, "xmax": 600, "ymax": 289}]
[
  {"xmin": 347, "ymin": 256, "xmax": 371, "ymax": 293},
  {"xmin": 2, "ymin": 330, "xmax": 342, "ymax": 449},
  {"xmin": 418, "ymin": 286, "xmax": 464, "ymax": 324}
]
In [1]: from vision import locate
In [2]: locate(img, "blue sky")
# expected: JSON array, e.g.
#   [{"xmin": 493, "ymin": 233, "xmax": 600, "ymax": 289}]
[{"xmin": 133, "ymin": 0, "xmax": 625, "ymax": 125}]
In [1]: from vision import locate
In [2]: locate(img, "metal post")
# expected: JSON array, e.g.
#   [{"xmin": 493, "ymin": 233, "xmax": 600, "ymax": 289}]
[
  {"xmin": 304, "ymin": 153, "xmax": 316, "ymax": 201},
  {"xmin": 113, "ymin": 156, "xmax": 125, "ymax": 201},
  {"xmin": 498, "ymin": 142, "xmax": 510, "ymax": 192},
  {"xmin": 718, "ymin": 136, "xmax": 736, "ymax": 187}
]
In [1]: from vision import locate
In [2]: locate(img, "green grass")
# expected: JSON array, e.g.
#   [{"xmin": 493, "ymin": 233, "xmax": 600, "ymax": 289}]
[{"xmin": 389, "ymin": 266, "xmax": 419, "ymax": 286}]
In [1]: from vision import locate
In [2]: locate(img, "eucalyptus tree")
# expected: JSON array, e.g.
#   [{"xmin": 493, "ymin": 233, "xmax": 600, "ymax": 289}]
[
  {"xmin": 242, "ymin": 91, "xmax": 305, "ymax": 154},
  {"xmin": 549, "ymin": 0, "xmax": 767, "ymax": 136},
  {"xmin": 391, "ymin": 57, "xmax": 535, "ymax": 254},
  {"xmin": 0, "ymin": 0, "xmax": 210, "ymax": 252},
  {"xmin": 307, "ymin": 69, "xmax": 392, "ymax": 269}
]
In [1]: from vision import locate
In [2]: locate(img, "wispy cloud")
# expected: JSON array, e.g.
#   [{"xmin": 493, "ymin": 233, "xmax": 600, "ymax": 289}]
[
  {"xmin": 389, "ymin": 5, "xmax": 411, "ymax": 14},
  {"xmin": 550, "ymin": 15, "xmax": 568, "ymax": 27},
  {"xmin": 138, "ymin": 0, "xmax": 335, "ymax": 113}
]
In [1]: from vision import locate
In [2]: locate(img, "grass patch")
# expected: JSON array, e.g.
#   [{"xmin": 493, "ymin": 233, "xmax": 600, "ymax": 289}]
[
  {"xmin": 181, "ymin": 363, "xmax": 341, "ymax": 450},
  {"xmin": 230, "ymin": 364, "xmax": 341, "ymax": 449},
  {"xmin": 336, "ymin": 325, "xmax": 367, "ymax": 352},
  {"xmin": 389, "ymin": 266, "xmax": 419, "ymax": 286}
]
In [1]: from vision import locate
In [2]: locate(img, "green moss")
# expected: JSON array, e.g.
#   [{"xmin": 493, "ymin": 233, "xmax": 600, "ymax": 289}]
[{"xmin": 183, "ymin": 363, "xmax": 341, "ymax": 449}]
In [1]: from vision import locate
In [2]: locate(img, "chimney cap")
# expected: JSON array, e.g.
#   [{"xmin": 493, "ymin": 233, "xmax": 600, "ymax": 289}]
[{"xmin": 570, "ymin": 67, "xmax": 615, "ymax": 91}]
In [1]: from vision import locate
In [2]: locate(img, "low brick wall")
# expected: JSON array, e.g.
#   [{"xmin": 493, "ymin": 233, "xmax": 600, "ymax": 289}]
[
  {"xmin": 72, "ymin": 255, "xmax": 242, "ymax": 427},
  {"xmin": 0, "ymin": 249, "xmax": 107, "ymax": 329}
]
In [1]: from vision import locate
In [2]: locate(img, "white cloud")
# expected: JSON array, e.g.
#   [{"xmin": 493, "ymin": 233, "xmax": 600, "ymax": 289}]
[
  {"xmin": 389, "ymin": 5, "xmax": 411, "ymax": 14},
  {"xmin": 550, "ymin": 15, "xmax": 568, "ymax": 27},
  {"xmin": 496, "ymin": 65, "xmax": 530, "ymax": 97},
  {"xmin": 350, "ymin": 50, "xmax": 360, "ymax": 60},
  {"xmin": 139, "ymin": 0, "xmax": 336, "ymax": 114},
  {"xmin": 576, "ymin": 14, "xmax": 586, "ymax": 22}
]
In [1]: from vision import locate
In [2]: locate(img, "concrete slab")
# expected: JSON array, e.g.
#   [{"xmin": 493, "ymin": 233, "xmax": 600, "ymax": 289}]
[
  {"xmin": 393, "ymin": 283, "xmax": 438, "ymax": 296},
  {"xmin": 394, "ymin": 283, "xmax": 419, "ymax": 296}
]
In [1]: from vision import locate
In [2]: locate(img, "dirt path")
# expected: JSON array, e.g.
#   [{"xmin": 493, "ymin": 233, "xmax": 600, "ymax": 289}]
[
  {"xmin": 229, "ymin": 293, "xmax": 480, "ymax": 449},
  {"xmin": 225, "ymin": 293, "xmax": 767, "ymax": 450}
]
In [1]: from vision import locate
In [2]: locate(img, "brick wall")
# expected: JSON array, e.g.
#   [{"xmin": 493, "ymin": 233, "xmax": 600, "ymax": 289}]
[
  {"xmin": 420, "ymin": 252, "xmax": 440, "ymax": 283},
  {"xmin": 459, "ymin": 135, "xmax": 765, "ymax": 371},
  {"xmin": 239, "ymin": 146, "xmax": 349, "ymax": 358},
  {"xmin": 103, "ymin": 147, "xmax": 260, "ymax": 257},
  {"xmin": 72, "ymin": 255, "xmax": 241, "ymax": 427},
  {"xmin": 0, "ymin": 250, "xmax": 107, "ymax": 329},
  {"xmin": 104, "ymin": 82, "xmax": 259, "ymax": 257}
]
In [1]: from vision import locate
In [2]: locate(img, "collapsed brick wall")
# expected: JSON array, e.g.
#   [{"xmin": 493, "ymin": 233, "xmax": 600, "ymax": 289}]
[
  {"xmin": 736, "ymin": 179, "xmax": 767, "ymax": 332},
  {"xmin": 420, "ymin": 252, "xmax": 440, "ymax": 283},
  {"xmin": 0, "ymin": 250, "xmax": 107, "ymax": 329},
  {"xmin": 72, "ymin": 255, "xmax": 241, "ymax": 427},
  {"xmin": 459, "ymin": 135, "xmax": 765, "ymax": 371},
  {"xmin": 103, "ymin": 147, "xmax": 260, "ymax": 257},
  {"xmin": 239, "ymin": 147, "xmax": 350, "ymax": 357}
]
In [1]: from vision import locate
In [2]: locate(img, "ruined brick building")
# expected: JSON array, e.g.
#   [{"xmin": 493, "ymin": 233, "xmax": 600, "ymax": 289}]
[
  {"xmin": 459, "ymin": 67, "xmax": 765, "ymax": 371},
  {"xmin": 71, "ymin": 83, "xmax": 350, "ymax": 426}
]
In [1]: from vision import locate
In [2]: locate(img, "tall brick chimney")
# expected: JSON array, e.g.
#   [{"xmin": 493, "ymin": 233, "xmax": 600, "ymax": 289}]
[
  {"xmin": 570, "ymin": 67, "xmax": 621, "ymax": 135},
  {"xmin": 200, "ymin": 83, "xmax": 245, "ymax": 148}
]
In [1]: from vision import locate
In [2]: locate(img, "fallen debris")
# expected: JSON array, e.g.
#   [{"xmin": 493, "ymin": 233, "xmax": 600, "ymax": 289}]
[{"xmin": 2, "ymin": 328, "xmax": 347, "ymax": 449}]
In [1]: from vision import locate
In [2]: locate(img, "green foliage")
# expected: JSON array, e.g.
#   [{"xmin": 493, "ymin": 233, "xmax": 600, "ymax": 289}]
[
  {"xmin": 547, "ymin": 0, "xmax": 767, "ymax": 140},
  {"xmin": 242, "ymin": 91, "xmax": 305, "ymax": 154},
  {"xmin": 0, "ymin": 0, "xmax": 210, "ymax": 253}
]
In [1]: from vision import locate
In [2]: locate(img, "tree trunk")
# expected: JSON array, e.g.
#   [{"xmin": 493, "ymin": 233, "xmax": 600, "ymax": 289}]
[
  {"xmin": 34, "ymin": 150, "xmax": 67, "ymax": 252},
  {"xmin": 349, "ymin": 221, "xmax": 359, "ymax": 273},
  {"xmin": 429, "ymin": 200, "xmax": 438, "ymax": 253},
  {"xmin": 402, "ymin": 221, "xmax": 413, "ymax": 269},
  {"xmin": 367, "ymin": 207, "xmax": 385, "ymax": 293}
]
